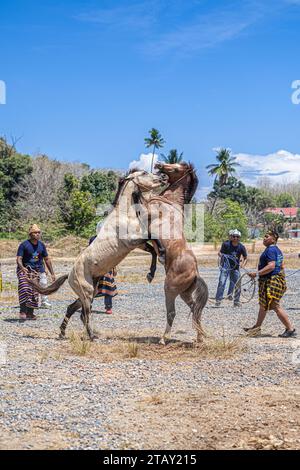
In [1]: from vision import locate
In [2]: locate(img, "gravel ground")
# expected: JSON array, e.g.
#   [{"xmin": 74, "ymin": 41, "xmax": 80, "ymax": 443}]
[{"xmin": 0, "ymin": 259, "xmax": 300, "ymax": 450}]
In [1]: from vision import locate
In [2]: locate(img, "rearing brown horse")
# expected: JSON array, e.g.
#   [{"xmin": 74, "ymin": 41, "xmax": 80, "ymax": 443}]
[{"xmin": 147, "ymin": 162, "xmax": 208, "ymax": 344}]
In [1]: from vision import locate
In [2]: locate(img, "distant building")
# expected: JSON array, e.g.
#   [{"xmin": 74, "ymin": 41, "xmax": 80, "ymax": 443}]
[
  {"xmin": 288, "ymin": 228, "xmax": 300, "ymax": 239},
  {"xmin": 264, "ymin": 207, "xmax": 298, "ymax": 219}
]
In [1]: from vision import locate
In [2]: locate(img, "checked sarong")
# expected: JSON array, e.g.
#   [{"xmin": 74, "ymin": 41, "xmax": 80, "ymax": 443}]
[{"xmin": 258, "ymin": 272, "xmax": 287, "ymax": 310}]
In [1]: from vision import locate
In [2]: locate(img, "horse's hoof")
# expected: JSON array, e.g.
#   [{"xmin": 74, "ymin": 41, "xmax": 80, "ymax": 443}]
[
  {"xmin": 146, "ymin": 273, "xmax": 154, "ymax": 283},
  {"xmin": 58, "ymin": 333, "xmax": 66, "ymax": 340},
  {"xmin": 159, "ymin": 337, "xmax": 167, "ymax": 345},
  {"xmin": 90, "ymin": 335, "xmax": 98, "ymax": 341}
]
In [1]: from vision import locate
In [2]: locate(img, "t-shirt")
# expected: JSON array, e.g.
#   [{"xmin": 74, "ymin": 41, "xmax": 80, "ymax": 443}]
[
  {"xmin": 17, "ymin": 240, "xmax": 48, "ymax": 272},
  {"xmin": 220, "ymin": 240, "xmax": 247, "ymax": 270},
  {"xmin": 258, "ymin": 245, "xmax": 283, "ymax": 279}
]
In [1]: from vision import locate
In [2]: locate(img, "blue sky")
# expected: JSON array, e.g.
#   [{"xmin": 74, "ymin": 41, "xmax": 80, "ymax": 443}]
[{"xmin": 1, "ymin": 0, "xmax": 300, "ymax": 195}]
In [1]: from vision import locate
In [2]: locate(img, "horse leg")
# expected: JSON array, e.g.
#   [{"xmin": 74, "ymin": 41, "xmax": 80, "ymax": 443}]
[
  {"xmin": 160, "ymin": 290, "xmax": 177, "ymax": 345},
  {"xmin": 68, "ymin": 266, "xmax": 97, "ymax": 341},
  {"xmin": 180, "ymin": 289, "xmax": 203, "ymax": 343},
  {"xmin": 80, "ymin": 295, "xmax": 97, "ymax": 341},
  {"xmin": 59, "ymin": 298, "xmax": 82, "ymax": 339},
  {"xmin": 140, "ymin": 242, "xmax": 158, "ymax": 283},
  {"xmin": 153, "ymin": 239, "xmax": 166, "ymax": 265}
]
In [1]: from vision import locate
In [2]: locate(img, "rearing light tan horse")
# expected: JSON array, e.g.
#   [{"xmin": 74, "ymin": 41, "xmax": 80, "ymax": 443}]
[
  {"xmin": 146, "ymin": 162, "xmax": 208, "ymax": 344},
  {"xmin": 28, "ymin": 170, "xmax": 168, "ymax": 340}
]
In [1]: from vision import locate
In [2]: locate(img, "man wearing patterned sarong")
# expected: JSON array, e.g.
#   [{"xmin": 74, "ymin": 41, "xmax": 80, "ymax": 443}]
[
  {"xmin": 16, "ymin": 224, "xmax": 55, "ymax": 321},
  {"xmin": 244, "ymin": 230, "xmax": 296, "ymax": 338}
]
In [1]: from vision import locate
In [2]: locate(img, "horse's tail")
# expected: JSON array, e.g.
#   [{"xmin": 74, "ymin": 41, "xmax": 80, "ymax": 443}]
[
  {"xmin": 27, "ymin": 274, "xmax": 68, "ymax": 295},
  {"xmin": 192, "ymin": 275, "xmax": 209, "ymax": 337}
]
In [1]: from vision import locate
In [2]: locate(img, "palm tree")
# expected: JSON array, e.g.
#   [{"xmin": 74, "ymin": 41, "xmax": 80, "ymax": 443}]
[
  {"xmin": 206, "ymin": 148, "xmax": 240, "ymax": 214},
  {"xmin": 161, "ymin": 149, "xmax": 183, "ymax": 164},
  {"xmin": 206, "ymin": 148, "xmax": 240, "ymax": 187},
  {"xmin": 144, "ymin": 128, "xmax": 165, "ymax": 172}
]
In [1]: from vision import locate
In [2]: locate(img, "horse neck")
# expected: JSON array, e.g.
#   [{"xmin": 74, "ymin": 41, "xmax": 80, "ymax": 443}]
[
  {"xmin": 161, "ymin": 182, "xmax": 185, "ymax": 207},
  {"xmin": 116, "ymin": 180, "xmax": 136, "ymax": 214}
]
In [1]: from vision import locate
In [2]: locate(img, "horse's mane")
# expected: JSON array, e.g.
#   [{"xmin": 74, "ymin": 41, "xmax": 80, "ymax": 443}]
[
  {"xmin": 181, "ymin": 162, "xmax": 198, "ymax": 203},
  {"xmin": 111, "ymin": 169, "xmax": 146, "ymax": 207},
  {"xmin": 111, "ymin": 177, "xmax": 126, "ymax": 207}
]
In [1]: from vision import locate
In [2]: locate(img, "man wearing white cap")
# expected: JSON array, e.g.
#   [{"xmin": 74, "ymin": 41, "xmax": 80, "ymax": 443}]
[{"xmin": 215, "ymin": 229, "xmax": 248, "ymax": 307}]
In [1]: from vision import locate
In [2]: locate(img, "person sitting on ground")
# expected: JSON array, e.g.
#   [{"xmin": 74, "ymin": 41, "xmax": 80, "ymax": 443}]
[
  {"xmin": 16, "ymin": 224, "xmax": 55, "ymax": 320},
  {"xmin": 89, "ymin": 225, "xmax": 117, "ymax": 315},
  {"xmin": 244, "ymin": 229, "xmax": 296, "ymax": 338},
  {"xmin": 215, "ymin": 229, "xmax": 248, "ymax": 307}
]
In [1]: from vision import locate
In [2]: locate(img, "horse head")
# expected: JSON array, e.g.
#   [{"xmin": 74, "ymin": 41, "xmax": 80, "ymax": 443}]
[
  {"xmin": 112, "ymin": 170, "xmax": 169, "ymax": 208},
  {"xmin": 126, "ymin": 170, "xmax": 168, "ymax": 194},
  {"xmin": 155, "ymin": 162, "xmax": 198, "ymax": 203}
]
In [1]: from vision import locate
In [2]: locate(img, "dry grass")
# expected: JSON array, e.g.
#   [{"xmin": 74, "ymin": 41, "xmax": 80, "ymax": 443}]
[
  {"xmin": 69, "ymin": 331, "xmax": 92, "ymax": 356},
  {"xmin": 196, "ymin": 336, "xmax": 245, "ymax": 359},
  {"xmin": 60, "ymin": 329, "xmax": 245, "ymax": 363},
  {"xmin": 38, "ymin": 350, "xmax": 50, "ymax": 364},
  {"xmin": 140, "ymin": 394, "xmax": 164, "ymax": 405},
  {"xmin": 124, "ymin": 341, "xmax": 139, "ymax": 358}
]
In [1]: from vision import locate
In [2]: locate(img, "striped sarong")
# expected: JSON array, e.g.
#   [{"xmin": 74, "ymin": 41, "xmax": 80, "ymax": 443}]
[
  {"xmin": 95, "ymin": 271, "xmax": 117, "ymax": 298},
  {"xmin": 258, "ymin": 272, "xmax": 287, "ymax": 310},
  {"xmin": 17, "ymin": 268, "xmax": 39, "ymax": 309}
]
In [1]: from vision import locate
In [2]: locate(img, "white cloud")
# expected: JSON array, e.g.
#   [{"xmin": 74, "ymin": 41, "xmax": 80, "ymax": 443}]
[
  {"xmin": 129, "ymin": 153, "xmax": 158, "ymax": 172},
  {"xmin": 234, "ymin": 150, "xmax": 300, "ymax": 185}
]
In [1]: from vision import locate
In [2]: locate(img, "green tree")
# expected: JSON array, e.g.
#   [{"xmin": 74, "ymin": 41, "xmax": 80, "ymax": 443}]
[
  {"xmin": 144, "ymin": 128, "xmax": 165, "ymax": 173},
  {"xmin": 161, "ymin": 149, "xmax": 183, "ymax": 164},
  {"xmin": 204, "ymin": 199, "xmax": 248, "ymax": 242},
  {"xmin": 206, "ymin": 148, "xmax": 240, "ymax": 214},
  {"xmin": 0, "ymin": 137, "xmax": 32, "ymax": 203},
  {"xmin": 63, "ymin": 189, "xmax": 96, "ymax": 235},
  {"xmin": 206, "ymin": 148, "xmax": 240, "ymax": 187},
  {"xmin": 80, "ymin": 170, "xmax": 118, "ymax": 204},
  {"xmin": 63, "ymin": 173, "xmax": 80, "ymax": 193},
  {"xmin": 275, "ymin": 193, "xmax": 296, "ymax": 208},
  {"xmin": 0, "ymin": 137, "xmax": 33, "ymax": 232},
  {"xmin": 208, "ymin": 176, "xmax": 247, "ymax": 205},
  {"xmin": 262, "ymin": 212, "xmax": 285, "ymax": 235}
]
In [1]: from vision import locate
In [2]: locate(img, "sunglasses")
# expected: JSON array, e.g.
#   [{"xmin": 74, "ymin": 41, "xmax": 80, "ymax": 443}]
[{"xmin": 232, "ymin": 235, "xmax": 240, "ymax": 238}]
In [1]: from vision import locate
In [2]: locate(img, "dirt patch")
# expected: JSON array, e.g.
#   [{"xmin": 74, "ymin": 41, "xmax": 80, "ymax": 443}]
[{"xmin": 107, "ymin": 386, "xmax": 300, "ymax": 450}]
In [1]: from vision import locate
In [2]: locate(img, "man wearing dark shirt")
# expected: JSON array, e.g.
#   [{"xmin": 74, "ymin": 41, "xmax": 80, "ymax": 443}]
[
  {"xmin": 215, "ymin": 229, "xmax": 247, "ymax": 307},
  {"xmin": 16, "ymin": 224, "xmax": 55, "ymax": 320}
]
